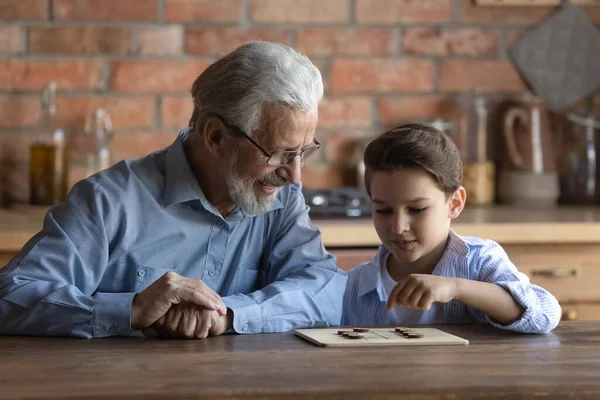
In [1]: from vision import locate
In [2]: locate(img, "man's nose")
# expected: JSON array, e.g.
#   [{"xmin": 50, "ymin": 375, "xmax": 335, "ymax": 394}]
[{"xmin": 279, "ymin": 156, "xmax": 302, "ymax": 185}]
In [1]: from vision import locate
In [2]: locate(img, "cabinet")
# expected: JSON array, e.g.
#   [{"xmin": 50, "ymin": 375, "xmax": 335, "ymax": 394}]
[
  {"xmin": 0, "ymin": 253, "xmax": 13, "ymax": 268},
  {"xmin": 330, "ymin": 243, "xmax": 600, "ymax": 322}
]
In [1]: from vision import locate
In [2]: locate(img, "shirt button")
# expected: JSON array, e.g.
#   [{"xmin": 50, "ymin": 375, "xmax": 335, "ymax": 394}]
[
  {"xmin": 108, "ymin": 327, "xmax": 117, "ymax": 334},
  {"xmin": 217, "ymin": 221, "xmax": 224, "ymax": 228},
  {"xmin": 137, "ymin": 269, "xmax": 145, "ymax": 277},
  {"xmin": 242, "ymin": 322, "xmax": 249, "ymax": 331},
  {"xmin": 208, "ymin": 269, "xmax": 216, "ymax": 277}
]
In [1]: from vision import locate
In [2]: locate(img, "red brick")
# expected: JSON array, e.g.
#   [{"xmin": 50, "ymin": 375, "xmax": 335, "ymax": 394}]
[
  {"xmin": 165, "ymin": 0, "xmax": 242, "ymax": 22},
  {"xmin": 162, "ymin": 96, "xmax": 194, "ymax": 128},
  {"xmin": 0, "ymin": 0, "xmax": 47, "ymax": 20},
  {"xmin": 0, "ymin": 59, "xmax": 105, "ymax": 91},
  {"xmin": 0, "ymin": 95, "xmax": 156, "ymax": 131},
  {"xmin": 330, "ymin": 59, "xmax": 435, "ymax": 94},
  {"xmin": 0, "ymin": 25, "xmax": 24, "ymax": 54},
  {"xmin": 318, "ymin": 97, "xmax": 373, "ymax": 128},
  {"xmin": 110, "ymin": 61, "xmax": 209, "ymax": 93},
  {"xmin": 0, "ymin": 96, "xmax": 39, "ymax": 129},
  {"xmin": 403, "ymin": 27, "xmax": 499, "ymax": 57},
  {"xmin": 186, "ymin": 28, "xmax": 290, "ymax": 57},
  {"xmin": 325, "ymin": 131, "xmax": 375, "ymax": 163},
  {"xmin": 460, "ymin": 0, "xmax": 552, "ymax": 24},
  {"xmin": 301, "ymin": 163, "xmax": 349, "ymax": 189},
  {"xmin": 29, "ymin": 27, "xmax": 132, "ymax": 54},
  {"xmin": 250, "ymin": 0, "xmax": 348, "ymax": 23},
  {"xmin": 136, "ymin": 26, "xmax": 184, "ymax": 56},
  {"xmin": 55, "ymin": 96, "xmax": 156, "ymax": 131},
  {"xmin": 440, "ymin": 60, "xmax": 525, "ymax": 92},
  {"xmin": 356, "ymin": 0, "xmax": 451, "ymax": 23},
  {"xmin": 297, "ymin": 28, "xmax": 394, "ymax": 56},
  {"xmin": 506, "ymin": 29, "xmax": 526, "ymax": 47},
  {"xmin": 112, "ymin": 132, "xmax": 178, "ymax": 161},
  {"xmin": 54, "ymin": 0, "xmax": 158, "ymax": 21},
  {"xmin": 378, "ymin": 95, "xmax": 458, "ymax": 126}
]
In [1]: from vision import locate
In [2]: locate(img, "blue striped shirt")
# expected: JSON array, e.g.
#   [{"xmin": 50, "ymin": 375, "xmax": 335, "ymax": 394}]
[
  {"xmin": 0, "ymin": 129, "xmax": 347, "ymax": 338},
  {"xmin": 342, "ymin": 230, "xmax": 562, "ymax": 333}
]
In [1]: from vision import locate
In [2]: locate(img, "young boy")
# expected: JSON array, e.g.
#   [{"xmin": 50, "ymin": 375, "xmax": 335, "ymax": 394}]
[{"xmin": 342, "ymin": 123, "xmax": 561, "ymax": 333}]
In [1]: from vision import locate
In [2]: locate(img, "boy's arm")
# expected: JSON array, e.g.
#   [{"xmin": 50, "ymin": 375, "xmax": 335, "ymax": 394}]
[
  {"xmin": 465, "ymin": 241, "xmax": 562, "ymax": 334},
  {"xmin": 454, "ymin": 279, "xmax": 525, "ymax": 325}
]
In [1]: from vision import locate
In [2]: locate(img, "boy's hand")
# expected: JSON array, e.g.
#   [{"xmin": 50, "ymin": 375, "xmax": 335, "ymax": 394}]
[{"xmin": 386, "ymin": 274, "xmax": 459, "ymax": 312}]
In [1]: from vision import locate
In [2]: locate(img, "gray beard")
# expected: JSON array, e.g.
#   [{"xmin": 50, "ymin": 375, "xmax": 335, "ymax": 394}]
[{"xmin": 225, "ymin": 150, "xmax": 277, "ymax": 216}]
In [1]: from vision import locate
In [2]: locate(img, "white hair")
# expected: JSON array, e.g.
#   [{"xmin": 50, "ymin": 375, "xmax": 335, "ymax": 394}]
[{"xmin": 190, "ymin": 41, "xmax": 323, "ymax": 135}]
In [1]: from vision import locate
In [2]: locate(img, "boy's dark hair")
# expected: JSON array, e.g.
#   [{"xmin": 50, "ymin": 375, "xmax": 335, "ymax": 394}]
[{"xmin": 363, "ymin": 123, "xmax": 462, "ymax": 197}]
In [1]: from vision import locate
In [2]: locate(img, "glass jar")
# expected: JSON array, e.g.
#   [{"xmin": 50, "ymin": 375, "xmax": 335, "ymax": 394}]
[{"xmin": 556, "ymin": 112, "xmax": 600, "ymax": 204}]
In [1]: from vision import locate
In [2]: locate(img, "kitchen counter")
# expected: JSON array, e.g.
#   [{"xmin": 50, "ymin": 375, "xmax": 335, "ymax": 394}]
[{"xmin": 3, "ymin": 204, "xmax": 600, "ymax": 252}]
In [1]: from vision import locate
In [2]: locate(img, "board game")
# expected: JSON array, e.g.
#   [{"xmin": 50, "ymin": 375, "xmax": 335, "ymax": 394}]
[{"xmin": 294, "ymin": 327, "xmax": 469, "ymax": 347}]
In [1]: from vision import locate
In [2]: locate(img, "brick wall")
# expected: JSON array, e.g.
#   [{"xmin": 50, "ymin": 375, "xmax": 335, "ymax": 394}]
[{"xmin": 1, "ymin": 0, "xmax": 600, "ymax": 203}]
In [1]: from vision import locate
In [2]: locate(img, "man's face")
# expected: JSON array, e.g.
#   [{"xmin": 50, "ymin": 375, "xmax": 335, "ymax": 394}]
[{"xmin": 225, "ymin": 107, "xmax": 318, "ymax": 215}]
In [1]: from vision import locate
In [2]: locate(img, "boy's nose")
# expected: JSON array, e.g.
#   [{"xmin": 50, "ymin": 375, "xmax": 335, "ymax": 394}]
[{"xmin": 391, "ymin": 214, "xmax": 410, "ymax": 234}]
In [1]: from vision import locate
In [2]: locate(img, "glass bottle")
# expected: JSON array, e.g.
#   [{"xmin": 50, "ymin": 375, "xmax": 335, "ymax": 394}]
[
  {"xmin": 29, "ymin": 82, "xmax": 69, "ymax": 205},
  {"xmin": 84, "ymin": 108, "xmax": 113, "ymax": 178}
]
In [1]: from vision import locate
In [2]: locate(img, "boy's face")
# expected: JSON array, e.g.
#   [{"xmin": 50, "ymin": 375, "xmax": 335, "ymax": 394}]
[{"xmin": 369, "ymin": 168, "xmax": 465, "ymax": 266}]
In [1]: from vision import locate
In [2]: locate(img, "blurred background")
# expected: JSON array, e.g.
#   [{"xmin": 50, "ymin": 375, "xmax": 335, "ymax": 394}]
[{"xmin": 0, "ymin": 0, "xmax": 599, "ymax": 207}]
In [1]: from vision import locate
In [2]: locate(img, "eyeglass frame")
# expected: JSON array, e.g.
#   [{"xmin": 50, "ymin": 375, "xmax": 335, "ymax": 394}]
[{"xmin": 217, "ymin": 117, "xmax": 321, "ymax": 167}]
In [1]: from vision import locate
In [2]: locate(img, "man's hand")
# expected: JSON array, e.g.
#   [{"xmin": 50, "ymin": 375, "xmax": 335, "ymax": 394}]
[
  {"xmin": 142, "ymin": 303, "xmax": 233, "ymax": 339},
  {"xmin": 386, "ymin": 274, "xmax": 459, "ymax": 312},
  {"xmin": 131, "ymin": 271, "xmax": 227, "ymax": 330}
]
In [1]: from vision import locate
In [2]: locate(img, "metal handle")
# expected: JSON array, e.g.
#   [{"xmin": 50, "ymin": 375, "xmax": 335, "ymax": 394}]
[
  {"xmin": 531, "ymin": 268, "xmax": 577, "ymax": 278},
  {"xmin": 561, "ymin": 310, "xmax": 579, "ymax": 321}
]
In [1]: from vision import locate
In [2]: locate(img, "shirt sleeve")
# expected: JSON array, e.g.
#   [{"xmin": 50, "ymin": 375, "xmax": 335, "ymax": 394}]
[
  {"xmin": 468, "ymin": 241, "xmax": 562, "ymax": 334},
  {"xmin": 221, "ymin": 184, "xmax": 348, "ymax": 334},
  {"xmin": 0, "ymin": 180, "xmax": 135, "ymax": 338}
]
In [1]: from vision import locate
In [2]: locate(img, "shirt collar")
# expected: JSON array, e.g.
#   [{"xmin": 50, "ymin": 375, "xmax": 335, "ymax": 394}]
[
  {"xmin": 357, "ymin": 229, "xmax": 469, "ymax": 298},
  {"xmin": 163, "ymin": 128, "xmax": 284, "ymax": 214},
  {"xmin": 163, "ymin": 128, "xmax": 208, "ymax": 208}
]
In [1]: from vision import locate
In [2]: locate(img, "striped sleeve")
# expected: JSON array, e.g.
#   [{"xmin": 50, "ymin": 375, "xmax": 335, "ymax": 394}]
[{"xmin": 469, "ymin": 241, "xmax": 562, "ymax": 334}]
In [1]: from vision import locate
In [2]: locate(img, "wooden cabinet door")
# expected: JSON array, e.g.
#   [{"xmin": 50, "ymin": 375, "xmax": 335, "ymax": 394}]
[
  {"xmin": 330, "ymin": 248, "xmax": 378, "ymax": 272},
  {"xmin": 0, "ymin": 253, "xmax": 15, "ymax": 269}
]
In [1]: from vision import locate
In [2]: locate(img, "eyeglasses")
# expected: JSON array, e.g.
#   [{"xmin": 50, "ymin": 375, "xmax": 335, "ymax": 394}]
[{"xmin": 219, "ymin": 118, "xmax": 321, "ymax": 167}]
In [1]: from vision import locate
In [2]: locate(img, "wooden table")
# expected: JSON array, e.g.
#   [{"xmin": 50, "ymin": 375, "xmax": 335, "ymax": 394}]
[{"xmin": 2, "ymin": 322, "xmax": 600, "ymax": 399}]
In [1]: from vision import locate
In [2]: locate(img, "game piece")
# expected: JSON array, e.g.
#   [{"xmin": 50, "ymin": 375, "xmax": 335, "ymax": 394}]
[
  {"xmin": 346, "ymin": 333, "xmax": 364, "ymax": 339},
  {"xmin": 294, "ymin": 328, "xmax": 469, "ymax": 347},
  {"xmin": 338, "ymin": 329, "xmax": 350, "ymax": 335},
  {"xmin": 353, "ymin": 327, "xmax": 369, "ymax": 333},
  {"xmin": 406, "ymin": 333, "xmax": 424, "ymax": 339}
]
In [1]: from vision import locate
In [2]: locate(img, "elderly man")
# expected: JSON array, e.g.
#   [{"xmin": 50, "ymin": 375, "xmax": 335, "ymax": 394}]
[{"xmin": 0, "ymin": 41, "xmax": 347, "ymax": 339}]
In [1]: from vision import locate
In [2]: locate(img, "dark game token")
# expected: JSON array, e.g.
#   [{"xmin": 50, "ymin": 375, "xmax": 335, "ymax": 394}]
[
  {"xmin": 346, "ymin": 333, "xmax": 364, "ymax": 339},
  {"xmin": 407, "ymin": 333, "xmax": 424, "ymax": 339},
  {"xmin": 342, "ymin": 332, "xmax": 350, "ymax": 337},
  {"xmin": 353, "ymin": 327, "xmax": 369, "ymax": 333},
  {"xmin": 337, "ymin": 330, "xmax": 350, "ymax": 335}
]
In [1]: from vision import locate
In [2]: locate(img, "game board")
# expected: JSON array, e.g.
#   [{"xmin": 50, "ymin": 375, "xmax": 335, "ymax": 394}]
[{"xmin": 294, "ymin": 327, "xmax": 469, "ymax": 347}]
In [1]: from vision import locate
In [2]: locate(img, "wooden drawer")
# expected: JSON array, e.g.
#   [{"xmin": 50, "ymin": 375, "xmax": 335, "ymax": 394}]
[
  {"xmin": 330, "ymin": 248, "xmax": 378, "ymax": 272},
  {"xmin": 0, "ymin": 252, "xmax": 15, "ymax": 269},
  {"xmin": 560, "ymin": 303, "xmax": 600, "ymax": 321},
  {"xmin": 504, "ymin": 244, "xmax": 600, "ymax": 303}
]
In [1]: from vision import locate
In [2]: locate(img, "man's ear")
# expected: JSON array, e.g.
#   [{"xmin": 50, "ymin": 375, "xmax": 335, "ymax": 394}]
[
  {"xmin": 202, "ymin": 118, "xmax": 228, "ymax": 156},
  {"xmin": 448, "ymin": 186, "xmax": 466, "ymax": 220}
]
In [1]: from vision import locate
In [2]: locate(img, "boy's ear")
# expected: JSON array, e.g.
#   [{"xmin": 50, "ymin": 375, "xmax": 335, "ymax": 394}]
[{"xmin": 448, "ymin": 186, "xmax": 466, "ymax": 219}]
